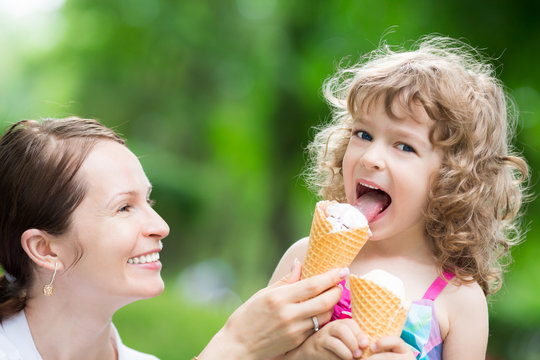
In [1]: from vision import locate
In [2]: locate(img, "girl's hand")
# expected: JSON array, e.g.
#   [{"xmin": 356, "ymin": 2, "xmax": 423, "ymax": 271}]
[
  {"xmin": 365, "ymin": 336, "xmax": 416, "ymax": 360},
  {"xmin": 284, "ymin": 319, "xmax": 369, "ymax": 360}
]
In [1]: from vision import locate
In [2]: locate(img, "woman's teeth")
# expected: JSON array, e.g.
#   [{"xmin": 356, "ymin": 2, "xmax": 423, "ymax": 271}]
[{"xmin": 128, "ymin": 252, "xmax": 160, "ymax": 264}]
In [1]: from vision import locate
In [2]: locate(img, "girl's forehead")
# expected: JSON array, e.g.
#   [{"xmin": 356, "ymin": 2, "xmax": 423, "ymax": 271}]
[{"xmin": 355, "ymin": 95, "xmax": 433, "ymax": 127}]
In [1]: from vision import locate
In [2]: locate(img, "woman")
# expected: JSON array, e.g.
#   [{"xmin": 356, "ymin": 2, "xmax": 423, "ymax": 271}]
[{"xmin": 0, "ymin": 117, "xmax": 347, "ymax": 359}]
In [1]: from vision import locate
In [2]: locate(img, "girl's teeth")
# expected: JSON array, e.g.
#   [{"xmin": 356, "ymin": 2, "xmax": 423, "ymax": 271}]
[
  {"xmin": 361, "ymin": 182, "xmax": 378, "ymax": 190},
  {"xmin": 128, "ymin": 252, "xmax": 160, "ymax": 264}
]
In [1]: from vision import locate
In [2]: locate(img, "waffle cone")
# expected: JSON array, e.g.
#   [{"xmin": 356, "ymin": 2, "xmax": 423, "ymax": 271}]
[
  {"xmin": 349, "ymin": 274, "xmax": 410, "ymax": 358},
  {"xmin": 301, "ymin": 201, "xmax": 370, "ymax": 279}
]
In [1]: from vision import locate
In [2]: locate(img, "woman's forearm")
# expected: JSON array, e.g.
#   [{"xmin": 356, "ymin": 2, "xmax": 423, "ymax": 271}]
[{"xmin": 196, "ymin": 326, "xmax": 254, "ymax": 360}]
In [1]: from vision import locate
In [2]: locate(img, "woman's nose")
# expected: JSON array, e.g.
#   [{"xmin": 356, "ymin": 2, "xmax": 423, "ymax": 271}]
[{"xmin": 144, "ymin": 208, "xmax": 170, "ymax": 240}]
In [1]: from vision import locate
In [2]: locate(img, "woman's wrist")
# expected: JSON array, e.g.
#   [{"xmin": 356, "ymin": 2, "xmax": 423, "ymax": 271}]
[{"xmin": 197, "ymin": 325, "xmax": 254, "ymax": 360}]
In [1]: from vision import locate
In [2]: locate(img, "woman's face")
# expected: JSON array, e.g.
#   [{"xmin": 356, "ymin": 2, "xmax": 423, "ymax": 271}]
[{"xmin": 56, "ymin": 140, "xmax": 169, "ymax": 305}]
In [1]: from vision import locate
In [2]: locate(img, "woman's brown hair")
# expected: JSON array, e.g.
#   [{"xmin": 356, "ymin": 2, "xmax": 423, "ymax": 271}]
[{"xmin": 0, "ymin": 117, "xmax": 124, "ymax": 319}]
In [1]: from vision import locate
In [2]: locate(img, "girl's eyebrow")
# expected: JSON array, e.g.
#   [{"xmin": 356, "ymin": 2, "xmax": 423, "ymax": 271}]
[
  {"xmin": 351, "ymin": 117, "xmax": 372, "ymax": 127},
  {"xmin": 393, "ymin": 127, "xmax": 431, "ymax": 148},
  {"xmin": 353, "ymin": 116, "xmax": 369, "ymax": 124},
  {"xmin": 353, "ymin": 117, "xmax": 431, "ymax": 147}
]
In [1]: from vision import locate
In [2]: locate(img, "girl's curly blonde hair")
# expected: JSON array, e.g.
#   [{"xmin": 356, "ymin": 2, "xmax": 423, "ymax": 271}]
[{"xmin": 306, "ymin": 36, "xmax": 529, "ymax": 295}]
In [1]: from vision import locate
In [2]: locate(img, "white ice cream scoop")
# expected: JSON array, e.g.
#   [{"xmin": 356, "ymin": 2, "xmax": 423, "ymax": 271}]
[
  {"xmin": 326, "ymin": 202, "xmax": 370, "ymax": 233},
  {"xmin": 361, "ymin": 269, "xmax": 406, "ymax": 301}
]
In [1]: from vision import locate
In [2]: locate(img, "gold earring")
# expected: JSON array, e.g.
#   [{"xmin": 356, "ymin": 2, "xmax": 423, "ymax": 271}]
[{"xmin": 43, "ymin": 263, "xmax": 58, "ymax": 296}]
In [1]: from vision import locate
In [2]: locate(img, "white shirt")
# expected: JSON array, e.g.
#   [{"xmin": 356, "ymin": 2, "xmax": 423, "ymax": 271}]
[{"xmin": 0, "ymin": 311, "xmax": 158, "ymax": 360}]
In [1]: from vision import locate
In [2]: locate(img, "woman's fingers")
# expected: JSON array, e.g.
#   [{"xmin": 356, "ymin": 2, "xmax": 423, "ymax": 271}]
[
  {"xmin": 316, "ymin": 309, "xmax": 333, "ymax": 328},
  {"xmin": 282, "ymin": 267, "xmax": 349, "ymax": 303},
  {"xmin": 291, "ymin": 284, "xmax": 342, "ymax": 319},
  {"xmin": 299, "ymin": 309, "xmax": 333, "ymax": 335}
]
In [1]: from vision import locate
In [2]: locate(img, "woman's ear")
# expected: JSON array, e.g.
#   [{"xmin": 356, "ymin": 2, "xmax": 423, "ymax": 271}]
[{"xmin": 20, "ymin": 229, "xmax": 64, "ymax": 271}]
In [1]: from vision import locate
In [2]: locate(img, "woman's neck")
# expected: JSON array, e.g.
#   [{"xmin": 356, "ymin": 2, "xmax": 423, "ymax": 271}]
[{"xmin": 24, "ymin": 294, "xmax": 118, "ymax": 360}]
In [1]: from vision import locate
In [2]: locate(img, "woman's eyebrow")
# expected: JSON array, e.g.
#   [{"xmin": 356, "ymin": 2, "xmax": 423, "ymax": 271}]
[{"xmin": 106, "ymin": 191, "xmax": 138, "ymax": 207}]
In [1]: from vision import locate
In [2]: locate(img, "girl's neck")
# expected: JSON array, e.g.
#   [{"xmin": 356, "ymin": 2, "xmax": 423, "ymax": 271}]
[
  {"xmin": 24, "ymin": 293, "xmax": 119, "ymax": 360},
  {"xmin": 363, "ymin": 227, "xmax": 432, "ymax": 258},
  {"xmin": 351, "ymin": 233, "xmax": 439, "ymax": 300},
  {"xmin": 354, "ymin": 227, "xmax": 436, "ymax": 273}
]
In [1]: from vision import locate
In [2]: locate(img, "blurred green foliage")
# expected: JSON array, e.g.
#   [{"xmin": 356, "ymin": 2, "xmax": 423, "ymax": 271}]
[
  {"xmin": 1, "ymin": 0, "xmax": 539, "ymax": 359},
  {"xmin": 113, "ymin": 284, "xmax": 230, "ymax": 359}
]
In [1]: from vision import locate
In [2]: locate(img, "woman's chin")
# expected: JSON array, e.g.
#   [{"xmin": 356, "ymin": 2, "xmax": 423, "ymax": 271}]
[{"xmin": 143, "ymin": 279, "xmax": 165, "ymax": 298}]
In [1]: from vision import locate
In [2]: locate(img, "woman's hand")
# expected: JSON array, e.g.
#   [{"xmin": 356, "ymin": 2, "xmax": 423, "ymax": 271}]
[
  {"xmin": 197, "ymin": 260, "xmax": 348, "ymax": 360},
  {"xmin": 283, "ymin": 318, "xmax": 369, "ymax": 360},
  {"xmin": 365, "ymin": 336, "xmax": 416, "ymax": 360}
]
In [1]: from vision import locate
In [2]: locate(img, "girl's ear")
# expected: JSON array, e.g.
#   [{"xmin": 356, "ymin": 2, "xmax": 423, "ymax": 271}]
[{"xmin": 20, "ymin": 229, "xmax": 65, "ymax": 271}]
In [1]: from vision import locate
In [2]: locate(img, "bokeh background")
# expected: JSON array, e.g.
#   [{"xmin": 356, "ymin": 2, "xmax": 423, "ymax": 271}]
[{"xmin": 1, "ymin": 1, "xmax": 539, "ymax": 359}]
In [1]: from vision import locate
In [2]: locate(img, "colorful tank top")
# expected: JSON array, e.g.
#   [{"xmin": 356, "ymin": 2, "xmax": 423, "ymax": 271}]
[{"xmin": 331, "ymin": 271, "xmax": 455, "ymax": 360}]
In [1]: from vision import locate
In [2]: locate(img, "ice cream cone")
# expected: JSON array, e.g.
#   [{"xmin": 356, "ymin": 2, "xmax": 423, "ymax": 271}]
[
  {"xmin": 349, "ymin": 273, "xmax": 410, "ymax": 359},
  {"xmin": 301, "ymin": 201, "xmax": 370, "ymax": 279}
]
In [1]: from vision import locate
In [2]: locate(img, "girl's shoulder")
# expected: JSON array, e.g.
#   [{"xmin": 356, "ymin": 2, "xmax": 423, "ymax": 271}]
[
  {"xmin": 269, "ymin": 237, "xmax": 309, "ymax": 284},
  {"xmin": 441, "ymin": 278, "xmax": 487, "ymax": 312},
  {"xmin": 436, "ymin": 278, "xmax": 488, "ymax": 341}
]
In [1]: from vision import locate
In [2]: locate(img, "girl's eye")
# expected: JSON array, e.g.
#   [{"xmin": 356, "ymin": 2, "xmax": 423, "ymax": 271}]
[
  {"xmin": 397, "ymin": 143, "xmax": 416, "ymax": 153},
  {"xmin": 119, "ymin": 205, "xmax": 131, "ymax": 212},
  {"xmin": 355, "ymin": 130, "xmax": 373, "ymax": 141}
]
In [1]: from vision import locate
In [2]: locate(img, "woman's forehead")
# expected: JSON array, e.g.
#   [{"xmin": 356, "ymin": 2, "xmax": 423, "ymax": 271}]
[{"xmin": 79, "ymin": 141, "xmax": 150, "ymax": 198}]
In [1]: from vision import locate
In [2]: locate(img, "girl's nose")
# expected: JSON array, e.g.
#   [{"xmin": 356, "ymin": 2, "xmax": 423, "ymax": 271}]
[
  {"xmin": 360, "ymin": 146, "xmax": 386, "ymax": 171},
  {"xmin": 144, "ymin": 208, "xmax": 170, "ymax": 240}
]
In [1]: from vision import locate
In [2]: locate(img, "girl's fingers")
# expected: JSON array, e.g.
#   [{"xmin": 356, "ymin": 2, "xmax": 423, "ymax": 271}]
[
  {"xmin": 371, "ymin": 336, "xmax": 413, "ymax": 355},
  {"xmin": 326, "ymin": 319, "xmax": 363, "ymax": 354},
  {"xmin": 322, "ymin": 333, "xmax": 356, "ymax": 360}
]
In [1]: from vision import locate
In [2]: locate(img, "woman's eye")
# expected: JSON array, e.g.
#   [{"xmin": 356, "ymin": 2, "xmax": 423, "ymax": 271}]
[
  {"xmin": 119, "ymin": 205, "xmax": 131, "ymax": 212},
  {"xmin": 355, "ymin": 130, "xmax": 372, "ymax": 141},
  {"xmin": 397, "ymin": 143, "xmax": 416, "ymax": 153}
]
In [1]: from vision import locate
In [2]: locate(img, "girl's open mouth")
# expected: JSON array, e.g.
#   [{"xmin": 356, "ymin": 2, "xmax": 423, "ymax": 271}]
[{"xmin": 354, "ymin": 182, "xmax": 392, "ymax": 222}]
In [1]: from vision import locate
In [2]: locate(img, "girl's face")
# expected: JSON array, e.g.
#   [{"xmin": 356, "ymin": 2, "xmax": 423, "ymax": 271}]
[
  {"xmin": 342, "ymin": 98, "xmax": 442, "ymax": 242},
  {"xmin": 55, "ymin": 141, "xmax": 169, "ymax": 306}
]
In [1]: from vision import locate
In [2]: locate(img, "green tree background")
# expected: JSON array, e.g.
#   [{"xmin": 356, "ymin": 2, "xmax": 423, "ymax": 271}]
[{"xmin": 1, "ymin": 1, "xmax": 539, "ymax": 359}]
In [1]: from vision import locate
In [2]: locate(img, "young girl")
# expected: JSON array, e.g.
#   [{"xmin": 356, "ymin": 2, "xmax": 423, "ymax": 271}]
[{"xmin": 270, "ymin": 36, "xmax": 529, "ymax": 359}]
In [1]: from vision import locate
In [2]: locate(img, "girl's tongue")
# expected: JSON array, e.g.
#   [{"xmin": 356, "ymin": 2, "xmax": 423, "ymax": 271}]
[{"xmin": 354, "ymin": 190, "xmax": 391, "ymax": 223}]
